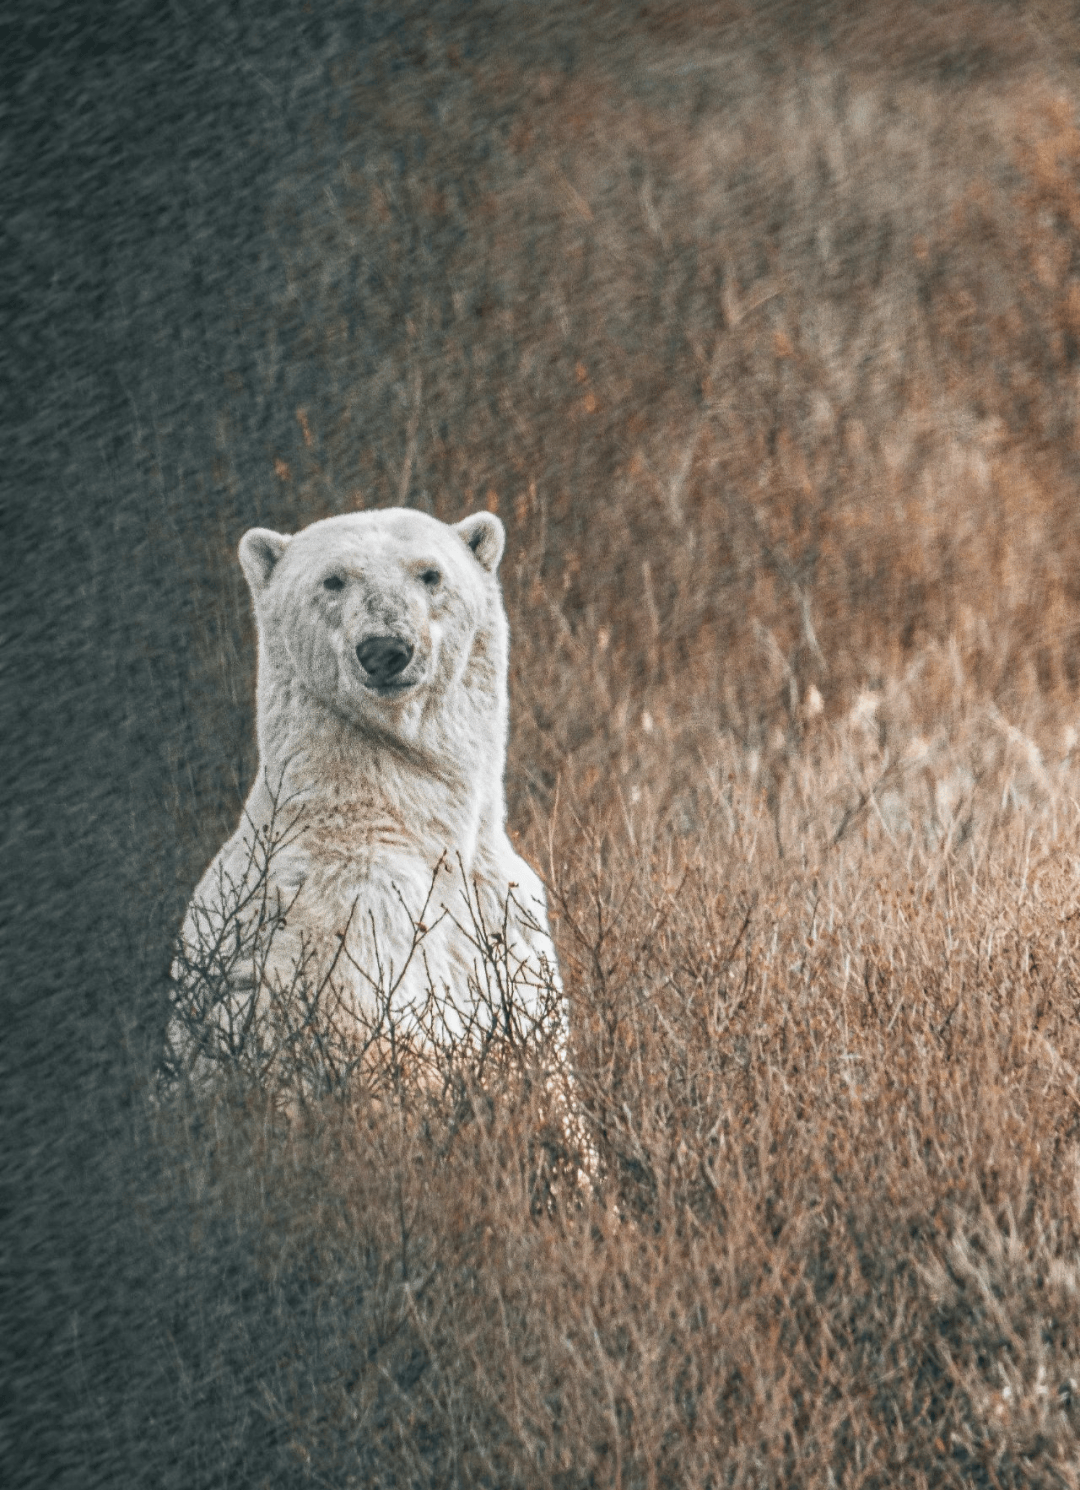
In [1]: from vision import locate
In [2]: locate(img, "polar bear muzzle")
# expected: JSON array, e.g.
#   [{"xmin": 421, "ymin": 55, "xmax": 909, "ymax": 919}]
[{"xmin": 356, "ymin": 634, "xmax": 415, "ymax": 687}]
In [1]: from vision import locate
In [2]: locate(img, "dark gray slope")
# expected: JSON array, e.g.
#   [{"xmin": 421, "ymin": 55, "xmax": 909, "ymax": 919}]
[{"xmin": 2, "ymin": 5, "xmax": 399, "ymax": 1484}]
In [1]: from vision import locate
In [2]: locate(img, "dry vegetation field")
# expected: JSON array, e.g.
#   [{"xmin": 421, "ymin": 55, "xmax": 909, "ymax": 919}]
[{"xmin": 152, "ymin": 3, "xmax": 1080, "ymax": 1484}]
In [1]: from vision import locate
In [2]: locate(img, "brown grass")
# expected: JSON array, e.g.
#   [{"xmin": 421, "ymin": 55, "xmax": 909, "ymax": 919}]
[{"xmin": 158, "ymin": 3, "xmax": 1080, "ymax": 1484}]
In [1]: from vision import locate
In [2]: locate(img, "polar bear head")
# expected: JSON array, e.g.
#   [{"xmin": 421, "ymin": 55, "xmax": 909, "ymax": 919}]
[{"xmin": 238, "ymin": 507, "xmax": 507, "ymax": 757}]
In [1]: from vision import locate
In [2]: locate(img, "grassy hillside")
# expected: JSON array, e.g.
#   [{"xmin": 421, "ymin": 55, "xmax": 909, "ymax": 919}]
[{"xmin": 14, "ymin": 1, "xmax": 1080, "ymax": 1485}]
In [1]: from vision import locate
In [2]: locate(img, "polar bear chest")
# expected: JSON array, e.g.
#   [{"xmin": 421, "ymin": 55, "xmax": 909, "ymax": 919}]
[{"xmin": 262, "ymin": 812, "xmax": 471, "ymax": 985}]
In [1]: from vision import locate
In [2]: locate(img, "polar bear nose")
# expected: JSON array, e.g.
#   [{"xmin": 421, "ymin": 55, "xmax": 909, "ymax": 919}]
[{"xmin": 356, "ymin": 634, "xmax": 415, "ymax": 684}]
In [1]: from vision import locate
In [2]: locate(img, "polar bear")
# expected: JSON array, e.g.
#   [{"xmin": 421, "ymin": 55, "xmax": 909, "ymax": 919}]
[{"xmin": 169, "ymin": 507, "xmax": 560, "ymax": 1087}]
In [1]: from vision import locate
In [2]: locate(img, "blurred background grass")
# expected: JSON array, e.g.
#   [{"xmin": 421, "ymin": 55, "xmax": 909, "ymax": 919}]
[{"xmin": 11, "ymin": 1, "xmax": 1080, "ymax": 1484}]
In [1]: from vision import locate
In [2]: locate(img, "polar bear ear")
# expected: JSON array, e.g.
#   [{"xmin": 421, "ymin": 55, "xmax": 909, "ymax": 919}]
[
  {"xmin": 455, "ymin": 512, "xmax": 505, "ymax": 575},
  {"xmin": 238, "ymin": 528, "xmax": 290, "ymax": 594}
]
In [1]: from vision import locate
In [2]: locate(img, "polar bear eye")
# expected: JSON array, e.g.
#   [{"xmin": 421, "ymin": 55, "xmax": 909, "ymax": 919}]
[
  {"xmin": 322, "ymin": 575, "xmax": 345, "ymax": 592},
  {"xmin": 419, "ymin": 567, "xmax": 441, "ymax": 589}
]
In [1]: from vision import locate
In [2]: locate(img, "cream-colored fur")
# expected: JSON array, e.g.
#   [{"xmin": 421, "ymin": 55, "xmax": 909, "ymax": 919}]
[{"xmin": 171, "ymin": 507, "xmax": 559, "ymax": 1079}]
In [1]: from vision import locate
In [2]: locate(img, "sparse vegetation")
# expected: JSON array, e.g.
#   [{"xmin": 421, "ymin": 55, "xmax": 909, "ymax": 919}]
[
  {"xmin": 166, "ymin": 783, "xmax": 565, "ymax": 1104},
  {"xmin": 130, "ymin": 2, "xmax": 1080, "ymax": 1484}
]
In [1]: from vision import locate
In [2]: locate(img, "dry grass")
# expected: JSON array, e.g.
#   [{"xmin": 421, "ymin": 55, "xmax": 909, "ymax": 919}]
[
  {"xmin": 159, "ymin": 791, "xmax": 1080, "ymax": 1486},
  {"xmin": 152, "ymin": 3, "xmax": 1080, "ymax": 1484}
]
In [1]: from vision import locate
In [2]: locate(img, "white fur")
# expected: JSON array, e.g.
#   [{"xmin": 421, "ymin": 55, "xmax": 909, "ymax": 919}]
[{"xmin": 172, "ymin": 507, "xmax": 559, "ymax": 1075}]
